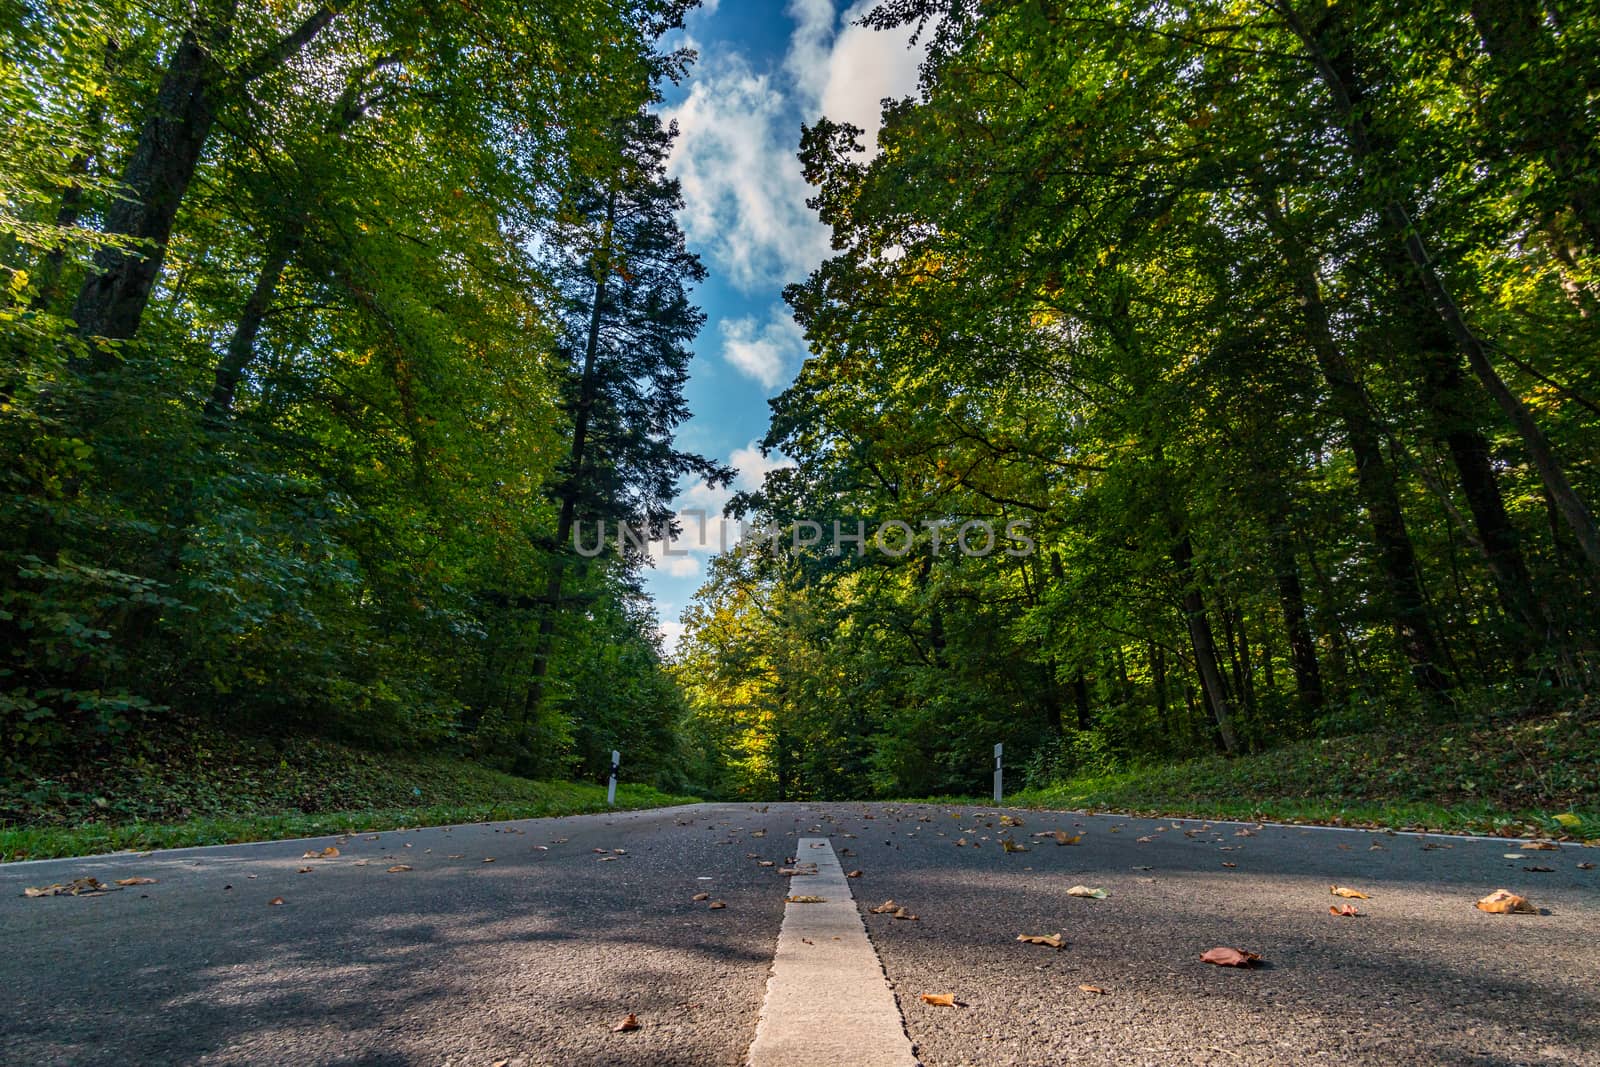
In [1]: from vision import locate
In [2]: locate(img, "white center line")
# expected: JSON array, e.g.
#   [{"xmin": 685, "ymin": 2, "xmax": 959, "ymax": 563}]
[{"xmin": 746, "ymin": 837, "xmax": 917, "ymax": 1066}]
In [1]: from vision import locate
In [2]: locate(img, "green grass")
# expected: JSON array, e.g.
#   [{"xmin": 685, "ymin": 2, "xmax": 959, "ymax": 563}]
[
  {"xmin": 913, "ymin": 706, "xmax": 1600, "ymax": 839},
  {"xmin": 1, "ymin": 724, "xmax": 697, "ymax": 862},
  {"xmin": 0, "ymin": 783, "xmax": 695, "ymax": 863}
]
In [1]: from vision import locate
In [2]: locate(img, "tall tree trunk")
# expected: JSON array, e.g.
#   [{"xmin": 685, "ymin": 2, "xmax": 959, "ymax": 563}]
[
  {"xmin": 1263, "ymin": 197, "xmax": 1454, "ymax": 704},
  {"xmin": 70, "ymin": 1, "xmax": 338, "ymax": 356},
  {"xmin": 524, "ymin": 190, "xmax": 617, "ymax": 723},
  {"xmin": 1173, "ymin": 534, "xmax": 1239, "ymax": 754},
  {"xmin": 205, "ymin": 214, "xmax": 305, "ymax": 422},
  {"xmin": 1277, "ymin": 0, "xmax": 1600, "ymax": 576},
  {"xmin": 1266, "ymin": 503, "xmax": 1324, "ymax": 713}
]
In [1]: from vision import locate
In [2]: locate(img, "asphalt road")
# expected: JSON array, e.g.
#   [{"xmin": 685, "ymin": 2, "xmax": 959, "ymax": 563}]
[{"xmin": 2, "ymin": 803, "xmax": 1596, "ymax": 1066}]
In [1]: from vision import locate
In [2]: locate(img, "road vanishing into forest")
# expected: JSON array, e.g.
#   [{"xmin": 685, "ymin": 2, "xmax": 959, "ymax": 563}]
[{"xmin": 3, "ymin": 802, "xmax": 1596, "ymax": 1066}]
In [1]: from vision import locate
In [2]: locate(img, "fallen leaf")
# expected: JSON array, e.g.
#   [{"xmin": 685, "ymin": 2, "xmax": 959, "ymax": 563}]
[
  {"xmin": 1066, "ymin": 885, "xmax": 1108, "ymax": 899},
  {"xmin": 757, "ymin": 860, "xmax": 775, "ymax": 867},
  {"xmin": 268, "ymin": 897, "xmax": 285, "ymax": 906},
  {"xmin": 1330, "ymin": 885, "xmax": 1370, "ymax": 899},
  {"xmin": 1329, "ymin": 903, "xmax": 1360, "ymax": 917},
  {"xmin": 1136, "ymin": 836, "xmax": 1153, "ymax": 843},
  {"xmin": 297, "ymin": 866, "xmax": 314, "ymax": 874},
  {"xmin": 1578, "ymin": 862, "xmax": 1595, "ymax": 871},
  {"xmin": 1521, "ymin": 841, "xmax": 1559, "ymax": 851},
  {"xmin": 24, "ymin": 877, "xmax": 110, "ymax": 898},
  {"xmin": 869, "ymin": 900, "xmax": 900, "ymax": 914},
  {"xmin": 999, "ymin": 815, "xmax": 1024, "ymax": 827},
  {"xmin": 893, "ymin": 908, "xmax": 919, "ymax": 920},
  {"xmin": 786, "ymin": 895, "xmax": 826, "ymax": 903},
  {"xmin": 847, "ymin": 870, "xmax": 863, "ymax": 878},
  {"xmin": 1001, "ymin": 839, "xmax": 1029, "ymax": 853},
  {"xmin": 1079, "ymin": 984, "xmax": 1107, "ymax": 995},
  {"xmin": 1475, "ymin": 889, "xmax": 1537, "ymax": 914},
  {"xmin": 708, "ymin": 900, "xmax": 726, "ymax": 910},
  {"xmin": 1221, "ymin": 862, "xmax": 1238, "ymax": 869},
  {"xmin": 920, "ymin": 993, "xmax": 957, "ymax": 1007},
  {"xmin": 1553, "ymin": 813, "xmax": 1582, "ymax": 830},
  {"xmin": 1016, "ymin": 933, "xmax": 1065, "ymax": 949},
  {"xmin": 114, "ymin": 877, "xmax": 157, "ymax": 886},
  {"xmin": 612, "ymin": 1013, "xmax": 641, "ymax": 1033},
  {"xmin": 387, "ymin": 865, "xmax": 412, "ymax": 873},
  {"xmin": 956, "ymin": 837, "xmax": 968, "ymax": 847},
  {"xmin": 1200, "ymin": 947, "xmax": 1261, "ymax": 967},
  {"xmin": 692, "ymin": 892, "xmax": 710, "ymax": 901}
]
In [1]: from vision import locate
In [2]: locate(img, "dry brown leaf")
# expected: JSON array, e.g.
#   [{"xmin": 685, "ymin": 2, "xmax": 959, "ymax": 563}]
[
  {"xmin": 1001, "ymin": 839, "xmax": 1029, "ymax": 853},
  {"xmin": 1475, "ymin": 889, "xmax": 1537, "ymax": 914},
  {"xmin": 920, "ymin": 993, "xmax": 957, "ymax": 1007},
  {"xmin": 692, "ymin": 892, "xmax": 709, "ymax": 901},
  {"xmin": 1520, "ymin": 841, "xmax": 1559, "ymax": 851},
  {"xmin": 1330, "ymin": 885, "xmax": 1370, "ymax": 899},
  {"xmin": 24, "ymin": 877, "xmax": 110, "ymax": 898},
  {"xmin": 268, "ymin": 897, "xmax": 285, "ymax": 906},
  {"xmin": 1136, "ymin": 835, "xmax": 1153, "ymax": 843},
  {"xmin": 1016, "ymin": 933, "xmax": 1065, "ymax": 949},
  {"xmin": 757, "ymin": 860, "xmax": 775, "ymax": 867},
  {"xmin": 482, "ymin": 857, "xmax": 495, "ymax": 863},
  {"xmin": 869, "ymin": 900, "xmax": 900, "ymax": 914},
  {"xmin": 786, "ymin": 895, "xmax": 826, "ymax": 903},
  {"xmin": 846, "ymin": 869, "xmax": 863, "ymax": 878},
  {"xmin": 892, "ymin": 907, "xmax": 919, "ymax": 921},
  {"xmin": 955, "ymin": 837, "xmax": 968, "ymax": 847},
  {"xmin": 386, "ymin": 865, "xmax": 412, "ymax": 873},
  {"xmin": 297, "ymin": 866, "xmax": 314, "ymax": 874},
  {"xmin": 708, "ymin": 900, "xmax": 726, "ymax": 910},
  {"xmin": 612, "ymin": 1013, "xmax": 641, "ymax": 1033},
  {"xmin": 114, "ymin": 877, "xmax": 157, "ymax": 886},
  {"xmin": 1329, "ymin": 903, "xmax": 1360, "ymax": 917},
  {"xmin": 1055, "ymin": 831, "xmax": 1081, "ymax": 846},
  {"xmin": 1221, "ymin": 862, "xmax": 1238, "ymax": 869},
  {"xmin": 1578, "ymin": 862, "xmax": 1595, "ymax": 871},
  {"xmin": 1079, "ymin": 984, "xmax": 1107, "ymax": 995},
  {"xmin": 999, "ymin": 815, "xmax": 1024, "ymax": 827},
  {"xmin": 1200, "ymin": 947, "xmax": 1261, "ymax": 967}
]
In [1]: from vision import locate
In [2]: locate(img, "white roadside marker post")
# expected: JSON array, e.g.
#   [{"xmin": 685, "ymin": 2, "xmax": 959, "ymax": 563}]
[
  {"xmin": 607, "ymin": 749, "xmax": 620, "ymax": 806},
  {"xmin": 993, "ymin": 742, "xmax": 1003, "ymax": 804}
]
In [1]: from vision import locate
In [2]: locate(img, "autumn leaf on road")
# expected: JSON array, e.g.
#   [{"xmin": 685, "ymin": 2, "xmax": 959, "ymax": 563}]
[
  {"xmin": 869, "ymin": 900, "xmax": 901, "ymax": 914},
  {"xmin": 612, "ymin": 1013, "xmax": 641, "ymax": 1032},
  {"xmin": 1054, "ymin": 831, "xmax": 1081, "ymax": 846},
  {"xmin": 1521, "ymin": 841, "xmax": 1559, "ymax": 851},
  {"xmin": 999, "ymin": 814, "xmax": 1024, "ymax": 827},
  {"xmin": 1475, "ymin": 889, "xmax": 1537, "ymax": 914},
  {"xmin": 387, "ymin": 865, "xmax": 412, "ymax": 873},
  {"xmin": 708, "ymin": 900, "xmax": 726, "ymax": 910},
  {"xmin": 1001, "ymin": 839, "xmax": 1029, "ymax": 853},
  {"xmin": 1200, "ymin": 947, "xmax": 1261, "ymax": 967},
  {"xmin": 113, "ymin": 877, "xmax": 157, "ymax": 886},
  {"xmin": 786, "ymin": 895, "xmax": 826, "ymax": 903},
  {"xmin": 920, "ymin": 993, "xmax": 958, "ymax": 1007},
  {"xmin": 846, "ymin": 869, "xmax": 863, "ymax": 878},
  {"xmin": 1079, "ymin": 985, "xmax": 1108, "ymax": 995},
  {"xmin": 1016, "ymin": 933, "xmax": 1065, "ymax": 949},
  {"xmin": 1330, "ymin": 886, "xmax": 1370, "ymax": 899},
  {"xmin": 268, "ymin": 897, "xmax": 285, "ymax": 906},
  {"xmin": 1066, "ymin": 885, "xmax": 1108, "ymax": 899},
  {"xmin": 692, "ymin": 892, "xmax": 709, "ymax": 901},
  {"xmin": 23, "ymin": 877, "xmax": 110, "ymax": 898},
  {"xmin": 1329, "ymin": 903, "xmax": 1361, "ymax": 917}
]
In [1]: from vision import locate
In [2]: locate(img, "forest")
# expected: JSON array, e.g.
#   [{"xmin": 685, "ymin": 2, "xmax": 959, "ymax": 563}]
[
  {"xmin": 2, "ymin": 0, "xmax": 719, "ymax": 797},
  {"xmin": 674, "ymin": 0, "xmax": 1600, "ymax": 802},
  {"xmin": 4, "ymin": 0, "xmax": 1598, "ymax": 820}
]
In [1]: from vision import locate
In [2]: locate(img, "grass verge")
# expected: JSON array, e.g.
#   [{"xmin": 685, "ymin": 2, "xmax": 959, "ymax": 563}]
[
  {"xmin": 2, "ymin": 726, "xmax": 697, "ymax": 862},
  {"xmin": 914, "ymin": 707, "xmax": 1599, "ymax": 840}
]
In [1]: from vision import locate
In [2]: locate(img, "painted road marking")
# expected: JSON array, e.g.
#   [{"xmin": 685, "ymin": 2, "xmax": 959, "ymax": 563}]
[{"xmin": 746, "ymin": 837, "xmax": 918, "ymax": 1067}]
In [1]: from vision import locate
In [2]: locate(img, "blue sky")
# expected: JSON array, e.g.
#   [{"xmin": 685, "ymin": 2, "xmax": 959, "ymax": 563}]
[{"xmin": 642, "ymin": 0, "xmax": 925, "ymax": 651}]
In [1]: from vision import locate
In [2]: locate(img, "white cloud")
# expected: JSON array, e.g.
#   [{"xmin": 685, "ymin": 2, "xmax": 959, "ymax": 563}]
[
  {"xmin": 720, "ymin": 304, "xmax": 808, "ymax": 388},
  {"xmin": 661, "ymin": 2, "xmax": 925, "ymax": 293},
  {"xmin": 663, "ymin": 58, "xmax": 831, "ymax": 291},
  {"xmin": 657, "ymin": 618, "xmax": 688, "ymax": 656}
]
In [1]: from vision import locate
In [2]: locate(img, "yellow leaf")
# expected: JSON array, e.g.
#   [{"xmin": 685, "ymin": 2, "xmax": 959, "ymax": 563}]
[
  {"xmin": 1553, "ymin": 814, "xmax": 1581, "ymax": 829},
  {"xmin": 1330, "ymin": 885, "xmax": 1370, "ymax": 899},
  {"xmin": 1066, "ymin": 885, "xmax": 1108, "ymax": 899},
  {"xmin": 920, "ymin": 993, "xmax": 957, "ymax": 1007},
  {"xmin": 786, "ymin": 895, "xmax": 826, "ymax": 903},
  {"xmin": 1016, "ymin": 932, "xmax": 1065, "ymax": 949},
  {"xmin": 1475, "ymin": 889, "xmax": 1537, "ymax": 914},
  {"xmin": 1079, "ymin": 984, "xmax": 1108, "ymax": 995}
]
